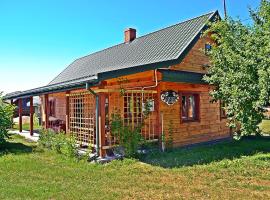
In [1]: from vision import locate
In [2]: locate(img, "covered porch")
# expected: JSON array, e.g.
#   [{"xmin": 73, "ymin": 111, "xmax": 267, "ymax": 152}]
[{"xmin": 9, "ymin": 86, "xmax": 161, "ymax": 158}]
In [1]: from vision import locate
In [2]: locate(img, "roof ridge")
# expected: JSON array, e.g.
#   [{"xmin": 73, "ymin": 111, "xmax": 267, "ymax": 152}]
[
  {"xmin": 72, "ymin": 10, "xmax": 216, "ymax": 60},
  {"xmin": 134, "ymin": 10, "xmax": 217, "ymax": 41}
]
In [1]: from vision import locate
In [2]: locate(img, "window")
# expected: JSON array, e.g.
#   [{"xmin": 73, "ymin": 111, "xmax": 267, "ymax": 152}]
[
  {"xmin": 48, "ymin": 99, "xmax": 56, "ymax": 117},
  {"xmin": 220, "ymin": 100, "xmax": 227, "ymax": 119},
  {"xmin": 181, "ymin": 93, "xmax": 200, "ymax": 122},
  {"xmin": 205, "ymin": 43, "xmax": 212, "ymax": 55}
]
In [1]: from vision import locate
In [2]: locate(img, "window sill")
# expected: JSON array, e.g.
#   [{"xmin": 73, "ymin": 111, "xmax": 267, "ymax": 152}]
[{"xmin": 181, "ymin": 119, "xmax": 200, "ymax": 123}]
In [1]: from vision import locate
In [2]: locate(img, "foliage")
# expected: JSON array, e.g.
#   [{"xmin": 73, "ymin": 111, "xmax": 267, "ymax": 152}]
[
  {"xmin": 13, "ymin": 113, "xmax": 41, "ymax": 131},
  {"xmin": 38, "ymin": 129, "xmax": 55, "ymax": 149},
  {"xmin": 39, "ymin": 129, "xmax": 78, "ymax": 158},
  {"xmin": 14, "ymin": 122, "xmax": 42, "ymax": 132},
  {"xmin": 204, "ymin": 0, "xmax": 270, "ymax": 137},
  {"xmin": 33, "ymin": 113, "xmax": 40, "ymax": 127},
  {"xmin": 0, "ymin": 93, "xmax": 14, "ymax": 144},
  {"xmin": 117, "ymin": 77, "xmax": 129, "ymax": 96},
  {"xmin": 259, "ymin": 119, "xmax": 270, "ymax": 134},
  {"xmin": 143, "ymin": 99, "xmax": 152, "ymax": 117},
  {"xmin": 110, "ymin": 111, "xmax": 144, "ymax": 158}
]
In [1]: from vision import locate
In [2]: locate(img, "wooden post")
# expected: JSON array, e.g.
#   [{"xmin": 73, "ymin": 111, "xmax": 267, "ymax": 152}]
[
  {"xmin": 156, "ymin": 84, "xmax": 163, "ymax": 149},
  {"xmin": 99, "ymin": 93, "xmax": 106, "ymax": 158},
  {"xmin": 18, "ymin": 98, "xmax": 22, "ymax": 133},
  {"xmin": 65, "ymin": 91, "xmax": 70, "ymax": 134},
  {"xmin": 156, "ymin": 72, "xmax": 163, "ymax": 146},
  {"xmin": 10, "ymin": 99, "xmax": 14, "ymax": 129},
  {"xmin": 44, "ymin": 94, "xmax": 49, "ymax": 129},
  {"xmin": 29, "ymin": 96, "xmax": 34, "ymax": 136}
]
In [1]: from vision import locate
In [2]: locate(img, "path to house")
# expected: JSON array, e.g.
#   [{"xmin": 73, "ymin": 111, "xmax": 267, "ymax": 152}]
[{"xmin": 9, "ymin": 130, "xmax": 39, "ymax": 142}]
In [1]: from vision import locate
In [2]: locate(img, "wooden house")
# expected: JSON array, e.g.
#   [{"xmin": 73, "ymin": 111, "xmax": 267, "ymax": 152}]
[{"xmin": 4, "ymin": 11, "xmax": 230, "ymax": 157}]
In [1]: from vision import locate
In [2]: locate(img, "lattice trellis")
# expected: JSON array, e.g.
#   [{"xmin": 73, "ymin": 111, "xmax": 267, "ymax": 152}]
[
  {"xmin": 69, "ymin": 92, "xmax": 96, "ymax": 146},
  {"xmin": 67, "ymin": 90, "xmax": 158, "ymax": 149},
  {"xmin": 106, "ymin": 90, "xmax": 158, "ymax": 147},
  {"xmin": 140, "ymin": 92, "xmax": 157, "ymax": 141}
]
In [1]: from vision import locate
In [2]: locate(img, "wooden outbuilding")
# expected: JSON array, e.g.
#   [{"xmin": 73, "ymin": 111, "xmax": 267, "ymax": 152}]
[{"xmin": 4, "ymin": 11, "xmax": 230, "ymax": 157}]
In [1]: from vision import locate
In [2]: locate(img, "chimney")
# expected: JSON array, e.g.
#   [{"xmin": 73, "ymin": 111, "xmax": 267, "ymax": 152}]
[{"xmin": 124, "ymin": 28, "xmax": 136, "ymax": 43}]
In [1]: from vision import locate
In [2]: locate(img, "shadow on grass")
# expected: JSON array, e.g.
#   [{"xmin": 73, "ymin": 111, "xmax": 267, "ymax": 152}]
[
  {"xmin": 0, "ymin": 135, "xmax": 36, "ymax": 156},
  {"xmin": 140, "ymin": 136, "xmax": 270, "ymax": 168}
]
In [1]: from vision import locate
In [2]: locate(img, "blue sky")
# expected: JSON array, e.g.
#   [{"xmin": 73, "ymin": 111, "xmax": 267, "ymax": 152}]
[{"xmin": 0, "ymin": 0, "xmax": 261, "ymax": 94}]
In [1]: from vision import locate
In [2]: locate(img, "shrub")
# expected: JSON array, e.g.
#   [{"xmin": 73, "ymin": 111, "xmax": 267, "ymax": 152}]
[
  {"xmin": 0, "ymin": 93, "xmax": 15, "ymax": 144},
  {"xmin": 38, "ymin": 129, "xmax": 55, "ymax": 149},
  {"xmin": 60, "ymin": 135, "xmax": 78, "ymax": 158},
  {"xmin": 110, "ymin": 112, "xmax": 144, "ymax": 158},
  {"xmin": 39, "ymin": 129, "xmax": 78, "ymax": 158}
]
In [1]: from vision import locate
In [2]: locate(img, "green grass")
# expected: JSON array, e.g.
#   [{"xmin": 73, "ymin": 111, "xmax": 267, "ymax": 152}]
[
  {"xmin": 13, "ymin": 123, "xmax": 42, "ymax": 132},
  {"xmin": 0, "ymin": 135, "xmax": 270, "ymax": 199},
  {"xmin": 260, "ymin": 119, "xmax": 270, "ymax": 134}
]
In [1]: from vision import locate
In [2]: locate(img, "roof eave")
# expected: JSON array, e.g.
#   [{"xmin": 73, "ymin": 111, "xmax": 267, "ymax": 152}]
[{"xmin": 3, "ymin": 77, "xmax": 98, "ymax": 100}]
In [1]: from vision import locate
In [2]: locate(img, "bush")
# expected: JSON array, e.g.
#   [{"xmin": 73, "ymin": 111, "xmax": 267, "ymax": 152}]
[
  {"xmin": 38, "ymin": 129, "xmax": 55, "ymax": 149},
  {"xmin": 0, "ymin": 94, "xmax": 14, "ymax": 144},
  {"xmin": 110, "ymin": 112, "xmax": 144, "ymax": 158},
  {"xmin": 39, "ymin": 129, "xmax": 78, "ymax": 158}
]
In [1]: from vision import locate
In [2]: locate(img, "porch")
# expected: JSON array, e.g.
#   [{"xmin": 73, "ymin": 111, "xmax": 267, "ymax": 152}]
[{"xmin": 12, "ymin": 88, "xmax": 161, "ymax": 157}]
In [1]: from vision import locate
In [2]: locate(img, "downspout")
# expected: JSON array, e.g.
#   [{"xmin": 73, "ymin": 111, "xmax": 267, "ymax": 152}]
[
  {"xmin": 126, "ymin": 67, "xmax": 170, "ymax": 105},
  {"xmin": 126, "ymin": 67, "xmax": 171, "ymax": 146},
  {"xmin": 127, "ymin": 66, "xmax": 171, "ymax": 91},
  {"xmin": 86, "ymin": 82, "xmax": 100, "ymax": 157}
]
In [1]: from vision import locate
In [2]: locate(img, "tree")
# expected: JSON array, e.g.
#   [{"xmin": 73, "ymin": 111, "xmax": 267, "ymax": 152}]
[
  {"xmin": 0, "ymin": 93, "xmax": 14, "ymax": 144},
  {"xmin": 204, "ymin": 0, "xmax": 270, "ymax": 137}
]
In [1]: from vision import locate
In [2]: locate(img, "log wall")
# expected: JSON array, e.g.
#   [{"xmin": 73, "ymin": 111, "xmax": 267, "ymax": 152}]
[
  {"xmin": 40, "ymin": 92, "xmax": 67, "ymax": 126},
  {"xmin": 171, "ymin": 35, "xmax": 213, "ymax": 74},
  {"xmin": 159, "ymin": 82, "xmax": 230, "ymax": 147}
]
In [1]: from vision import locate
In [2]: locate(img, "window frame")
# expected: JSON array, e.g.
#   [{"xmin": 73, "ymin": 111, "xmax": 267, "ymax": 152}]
[
  {"xmin": 205, "ymin": 43, "xmax": 212, "ymax": 55},
  {"xmin": 48, "ymin": 99, "xmax": 56, "ymax": 117},
  {"xmin": 180, "ymin": 92, "xmax": 200, "ymax": 123}
]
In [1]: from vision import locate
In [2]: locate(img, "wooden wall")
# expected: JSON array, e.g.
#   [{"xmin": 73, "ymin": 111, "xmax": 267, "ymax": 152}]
[
  {"xmin": 171, "ymin": 35, "xmax": 213, "ymax": 74},
  {"xmin": 159, "ymin": 82, "xmax": 230, "ymax": 147},
  {"xmin": 40, "ymin": 92, "xmax": 67, "ymax": 125},
  {"xmin": 50, "ymin": 92, "xmax": 66, "ymax": 122}
]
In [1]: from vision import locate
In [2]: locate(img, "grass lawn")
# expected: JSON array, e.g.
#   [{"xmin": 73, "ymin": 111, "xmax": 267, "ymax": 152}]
[
  {"xmin": 260, "ymin": 119, "xmax": 270, "ymax": 134},
  {"xmin": 0, "ymin": 135, "xmax": 270, "ymax": 199},
  {"xmin": 13, "ymin": 123, "xmax": 42, "ymax": 132}
]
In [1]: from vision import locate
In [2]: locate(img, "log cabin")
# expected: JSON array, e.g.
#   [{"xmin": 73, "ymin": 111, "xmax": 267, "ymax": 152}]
[{"xmin": 4, "ymin": 11, "xmax": 230, "ymax": 157}]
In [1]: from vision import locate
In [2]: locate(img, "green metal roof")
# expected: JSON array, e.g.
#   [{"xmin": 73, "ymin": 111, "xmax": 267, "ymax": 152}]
[{"xmin": 4, "ymin": 11, "xmax": 218, "ymax": 100}]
